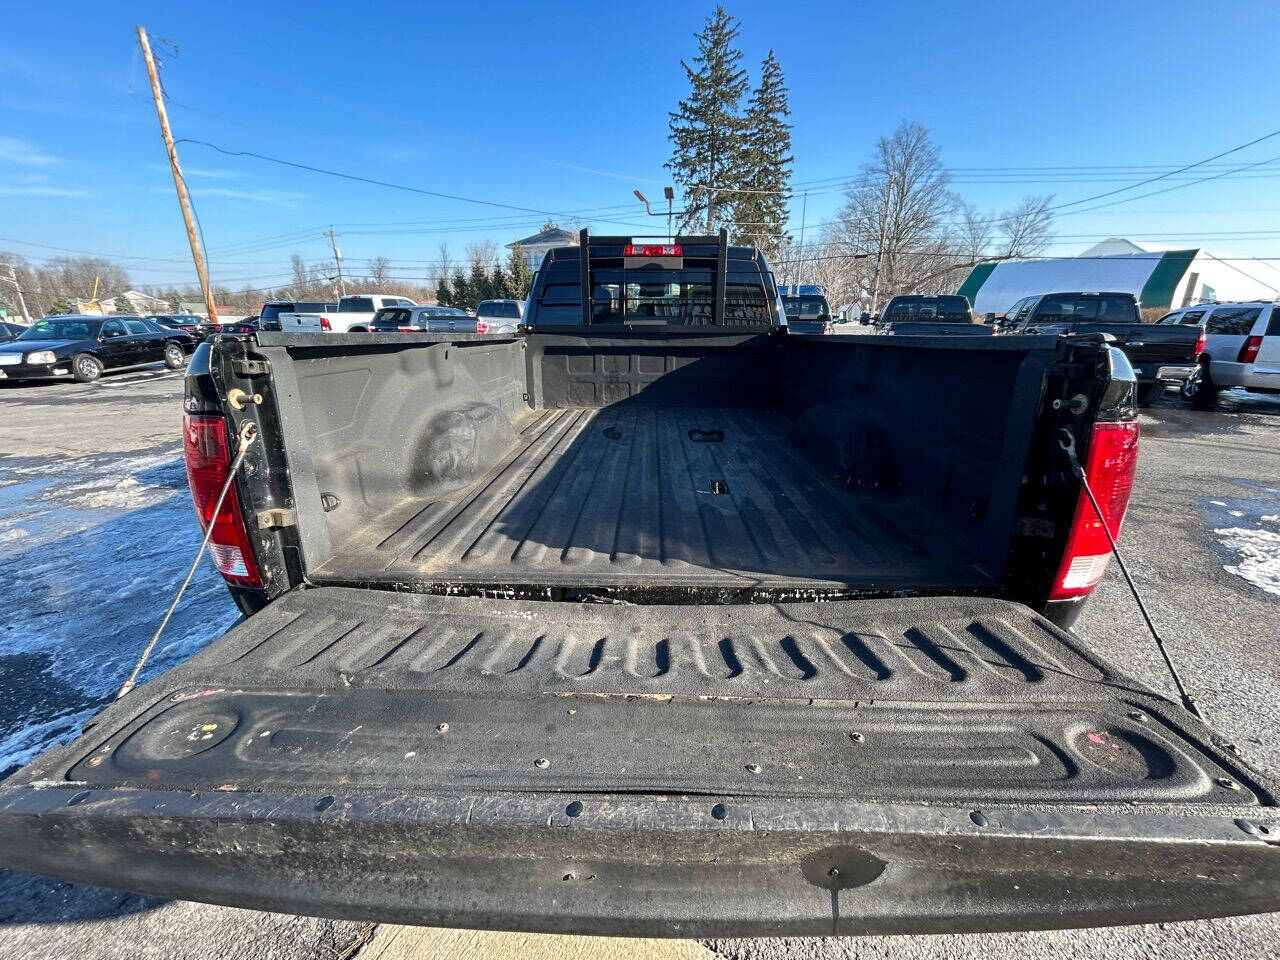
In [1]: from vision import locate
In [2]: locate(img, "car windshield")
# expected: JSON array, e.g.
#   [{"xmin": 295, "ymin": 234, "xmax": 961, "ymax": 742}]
[
  {"xmin": 18, "ymin": 318, "xmax": 97, "ymax": 340},
  {"xmin": 1030, "ymin": 295, "xmax": 1139, "ymax": 323},
  {"xmin": 782, "ymin": 296, "xmax": 829, "ymax": 319},
  {"xmin": 883, "ymin": 297, "xmax": 972, "ymax": 322}
]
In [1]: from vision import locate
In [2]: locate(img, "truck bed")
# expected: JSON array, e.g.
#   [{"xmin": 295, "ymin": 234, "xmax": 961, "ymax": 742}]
[
  {"xmin": 4, "ymin": 330, "xmax": 1279, "ymax": 935},
  {"xmin": 314, "ymin": 406, "xmax": 994, "ymax": 595}
]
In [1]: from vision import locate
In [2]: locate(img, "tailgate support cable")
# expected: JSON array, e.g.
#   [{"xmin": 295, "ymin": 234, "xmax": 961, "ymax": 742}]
[
  {"xmin": 1060, "ymin": 429, "xmax": 1204, "ymax": 720},
  {"xmin": 115, "ymin": 420, "xmax": 258, "ymax": 700}
]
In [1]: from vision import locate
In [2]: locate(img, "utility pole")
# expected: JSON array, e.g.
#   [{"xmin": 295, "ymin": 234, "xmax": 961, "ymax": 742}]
[
  {"xmin": 795, "ymin": 190, "xmax": 808, "ymax": 292},
  {"xmin": 327, "ymin": 227, "xmax": 346, "ymax": 297},
  {"xmin": 0, "ymin": 264, "xmax": 32, "ymax": 324},
  {"xmin": 136, "ymin": 25, "xmax": 219, "ymax": 326}
]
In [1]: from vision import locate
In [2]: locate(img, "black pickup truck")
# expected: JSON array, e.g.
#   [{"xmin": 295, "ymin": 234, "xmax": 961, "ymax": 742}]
[
  {"xmin": 2, "ymin": 234, "xmax": 1277, "ymax": 937},
  {"xmin": 876, "ymin": 294, "xmax": 992, "ymax": 337},
  {"xmin": 1004, "ymin": 292, "xmax": 1205, "ymax": 404}
]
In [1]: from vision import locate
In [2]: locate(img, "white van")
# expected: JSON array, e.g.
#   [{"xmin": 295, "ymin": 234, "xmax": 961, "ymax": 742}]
[{"xmin": 1157, "ymin": 301, "xmax": 1280, "ymax": 402}]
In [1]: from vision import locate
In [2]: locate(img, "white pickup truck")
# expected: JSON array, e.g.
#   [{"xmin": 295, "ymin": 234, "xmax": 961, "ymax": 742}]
[{"xmin": 279, "ymin": 294, "xmax": 418, "ymax": 333}]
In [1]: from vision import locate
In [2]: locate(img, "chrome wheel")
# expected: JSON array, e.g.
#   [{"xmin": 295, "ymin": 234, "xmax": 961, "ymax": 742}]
[
  {"xmin": 165, "ymin": 344, "xmax": 185, "ymax": 368},
  {"xmin": 72, "ymin": 354, "xmax": 102, "ymax": 383}
]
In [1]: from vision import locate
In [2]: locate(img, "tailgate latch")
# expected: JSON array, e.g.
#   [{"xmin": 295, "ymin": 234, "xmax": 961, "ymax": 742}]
[
  {"xmin": 232, "ymin": 358, "xmax": 271, "ymax": 377},
  {"xmin": 257, "ymin": 507, "xmax": 297, "ymax": 530}
]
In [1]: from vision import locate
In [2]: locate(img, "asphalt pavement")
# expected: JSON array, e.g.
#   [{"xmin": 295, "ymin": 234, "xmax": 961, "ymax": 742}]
[{"xmin": 0, "ymin": 369, "xmax": 1277, "ymax": 959}]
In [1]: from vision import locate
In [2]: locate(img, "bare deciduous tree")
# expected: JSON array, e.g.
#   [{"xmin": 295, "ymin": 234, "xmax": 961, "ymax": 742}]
[
  {"xmin": 828, "ymin": 121, "xmax": 956, "ymax": 313},
  {"xmin": 367, "ymin": 256, "xmax": 391, "ymax": 287},
  {"xmin": 997, "ymin": 194, "xmax": 1055, "ymax": 258},
  {"xmin": 465, "ymin": 240, "xmax": 499, "ymax": 271},
  {"xmin": 954, "ymin": 200, "xmax": 993, "ymax": 262}
]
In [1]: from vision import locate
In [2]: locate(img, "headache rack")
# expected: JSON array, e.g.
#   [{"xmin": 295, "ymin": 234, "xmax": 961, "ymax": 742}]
[{"xmin": 562, "ymin": 227, "xmax": 733, "ymax": 329}]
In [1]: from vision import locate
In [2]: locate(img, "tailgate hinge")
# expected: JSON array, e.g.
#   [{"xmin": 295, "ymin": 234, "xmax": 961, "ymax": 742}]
[
  {"xmin": 232, "ymin": 358, "xmax": 271, "ymax": 377},
  {"xmin": 256, "ymin": 507, "xmax": 297, "ymax": 530}
]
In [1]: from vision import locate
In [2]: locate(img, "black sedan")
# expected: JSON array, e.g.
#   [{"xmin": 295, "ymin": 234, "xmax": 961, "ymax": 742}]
[
  {"xmin": 0, "ymin": 315, "xmax": 190, "ymax": 383},
  {"xmin": 138, "ymin": 318, "xmax": 198, "ymax": 354}
]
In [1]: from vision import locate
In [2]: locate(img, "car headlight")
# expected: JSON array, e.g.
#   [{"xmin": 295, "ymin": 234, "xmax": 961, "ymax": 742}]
[{"xmin": 25, "ymin": 350, "xmax": 57, "ymax": 364}]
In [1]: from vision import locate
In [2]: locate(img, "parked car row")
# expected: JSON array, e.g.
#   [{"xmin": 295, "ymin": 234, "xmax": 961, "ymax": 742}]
[
  {"xmin": 0, "ymin": 314, "xmax": 194, "ymax": 382},
  {"xmin": 814, "ymin": 289, "xmax": 1209, "ymax": 406}
]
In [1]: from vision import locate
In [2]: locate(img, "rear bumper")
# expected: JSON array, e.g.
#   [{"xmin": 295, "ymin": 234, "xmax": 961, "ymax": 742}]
[
  {"xmin": 1128, "ymin": 363, "xmax": 1197, "ymax": 383},
  {"xmin": 2, "ymin": 782, "xmax": 1277, "ymax": 936},
  {"xmin": 1155, "ymin": 363, "xmax": 1197, "ymax": 381}
]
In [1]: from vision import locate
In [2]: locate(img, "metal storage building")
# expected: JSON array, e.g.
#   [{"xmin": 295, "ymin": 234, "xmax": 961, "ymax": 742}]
[{"xmin": 957, "ymin": 239, "xmax": 1280, "ymax": 316}]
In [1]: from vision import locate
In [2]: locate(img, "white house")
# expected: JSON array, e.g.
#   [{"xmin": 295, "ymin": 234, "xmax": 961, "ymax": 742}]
[
  {"xmin": 506, "ymin": 227, "xmax": 578, "ymax": 274},
  {"xmin": 957, "ymin": 238, "xmax": 1280, "ymax": 316}
]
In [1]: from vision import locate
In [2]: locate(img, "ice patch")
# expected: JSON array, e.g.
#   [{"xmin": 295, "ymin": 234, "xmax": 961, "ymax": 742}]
[
  {"xmin": 0, "ymin": 447, "xmax": 236, "ymax": 777},
  {"xmin": 1213, "ymin": 526, "xmax": 1280, "ymax": 597},
  {"xmin": 1209, "ymin": 500, "xmax": 1227, "ymax": 506},
  {"xmin": 1263, "ymin": 515, "xmax": 1279, "ymax": 523},
  {"xmin": 1229, "ymin": 510, "xmax": 1245, "ymax": 518},
  {"xmin": 0, "ymin": 707, "xmax": 99, "ymax": 777}
]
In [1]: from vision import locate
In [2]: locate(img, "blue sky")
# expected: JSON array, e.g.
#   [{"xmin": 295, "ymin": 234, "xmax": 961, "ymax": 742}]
[{"xmin": 2, "ymin": 0, "xmax": 1279, "ymax": 291}]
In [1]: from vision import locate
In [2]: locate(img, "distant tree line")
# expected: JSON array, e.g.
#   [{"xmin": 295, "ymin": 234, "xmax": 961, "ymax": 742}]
[
  {"xmin": 435, "ymin": 243, "xmax": 533, "ymax": 311},
  {"xmin": 0, "ymin": 237, "xmax": 538, "ymax": 320}
]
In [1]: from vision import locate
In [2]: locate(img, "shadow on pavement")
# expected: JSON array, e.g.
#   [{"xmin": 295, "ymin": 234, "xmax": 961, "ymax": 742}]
[{"xmin": 0, "ymin": 869, "xmax": 167, "ymax": 925}]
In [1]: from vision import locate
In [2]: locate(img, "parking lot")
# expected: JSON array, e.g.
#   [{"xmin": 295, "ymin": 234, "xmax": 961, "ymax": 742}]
[{"xmin": 0, "ymin": 365, "xmax": 1277, "ymax": 959}]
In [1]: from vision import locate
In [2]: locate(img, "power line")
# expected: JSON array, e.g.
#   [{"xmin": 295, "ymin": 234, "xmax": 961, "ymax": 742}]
[
  {"xmin": 1048, "ymin": 128, "xmax": 1280, "ymax": 212},
  {"xmin": 174, "ymin": 138, "xmax": 653, "ymax": 230}
]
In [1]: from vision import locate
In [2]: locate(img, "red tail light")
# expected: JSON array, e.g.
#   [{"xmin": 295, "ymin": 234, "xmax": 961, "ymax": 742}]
[
  {"xmin": 1194, "ymin": 329, "xmax": 1206, "ymax": 356},
  {"xmin": 1238, "ymin": 335, "xmax": 1263, "ymax": 364},
  {"xmin": 183, "ymin": 414, "xmax": 262, "ymax": 588},
  {"xmin": 1049, "ymin": 421, "xmax": 1139, "ymax": 601},
  {"xmin": 320, "ymin": 317, "xmax": 332, "ymax": 331}
]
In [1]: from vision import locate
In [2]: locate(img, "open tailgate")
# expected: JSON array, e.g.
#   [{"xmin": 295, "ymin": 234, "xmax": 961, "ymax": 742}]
[{"xmin": 2, "ymin": 587, "xmax": 1277, "ymax": 935}]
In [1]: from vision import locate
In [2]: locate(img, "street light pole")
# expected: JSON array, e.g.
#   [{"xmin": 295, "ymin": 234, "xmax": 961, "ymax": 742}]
[
  {"xmin": 635, "ymin": 187, "xmax": 693, "ymax": 241},
  {"xmin": 795, "ymin": 190, "xmax": 809, "ymax": 292}
]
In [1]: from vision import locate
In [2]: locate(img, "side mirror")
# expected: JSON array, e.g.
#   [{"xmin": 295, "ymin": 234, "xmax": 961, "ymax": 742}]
[
  {"xmin": 860, "ymin": 312, "xmax": 871, "ymax": 324},
  {"xmin": 984, "ymin": 312, "xmax": 997, "ymax": 324}
]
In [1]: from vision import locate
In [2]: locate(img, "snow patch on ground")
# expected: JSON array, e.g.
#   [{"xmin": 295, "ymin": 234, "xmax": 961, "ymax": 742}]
[
  {"xmin": 0, "ymin": 447, "xmax": 235, "ymax": 777},
  {"xmin": 1213, "ymin": 526, "xmax": 1280, "ymax": 597}
]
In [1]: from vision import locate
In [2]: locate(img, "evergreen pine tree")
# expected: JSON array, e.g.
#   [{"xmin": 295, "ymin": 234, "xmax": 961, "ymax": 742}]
[
  {"xmin": 666, "ymin": 6, "xmax": 749, "ymax": 233},
  {"xmin": 734, "ymin": 50, "xmax": 793, "ymax": 260},
  {"xmin": 451, "ymin": 270, "xmax": 470, "ymax": 310},
  {"xmin": 506, "ymin": 244, "xmax": 533, "ymax": 299},
  {"xmin": 490, "ymin": 262, "xmax": 511, "ymax": 300},
  {"xmin": 435, "ymin": 277, "xmax": 452, "ymax": 307},
  {"xmin": 468, "ymin": 261, "xmax": 490, "ymax": 306}
]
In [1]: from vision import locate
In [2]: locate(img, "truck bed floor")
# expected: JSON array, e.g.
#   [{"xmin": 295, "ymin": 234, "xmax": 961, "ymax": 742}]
[{"xmin": 314, "ymin": 407, "xmax": 994, "ymax": 594}]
